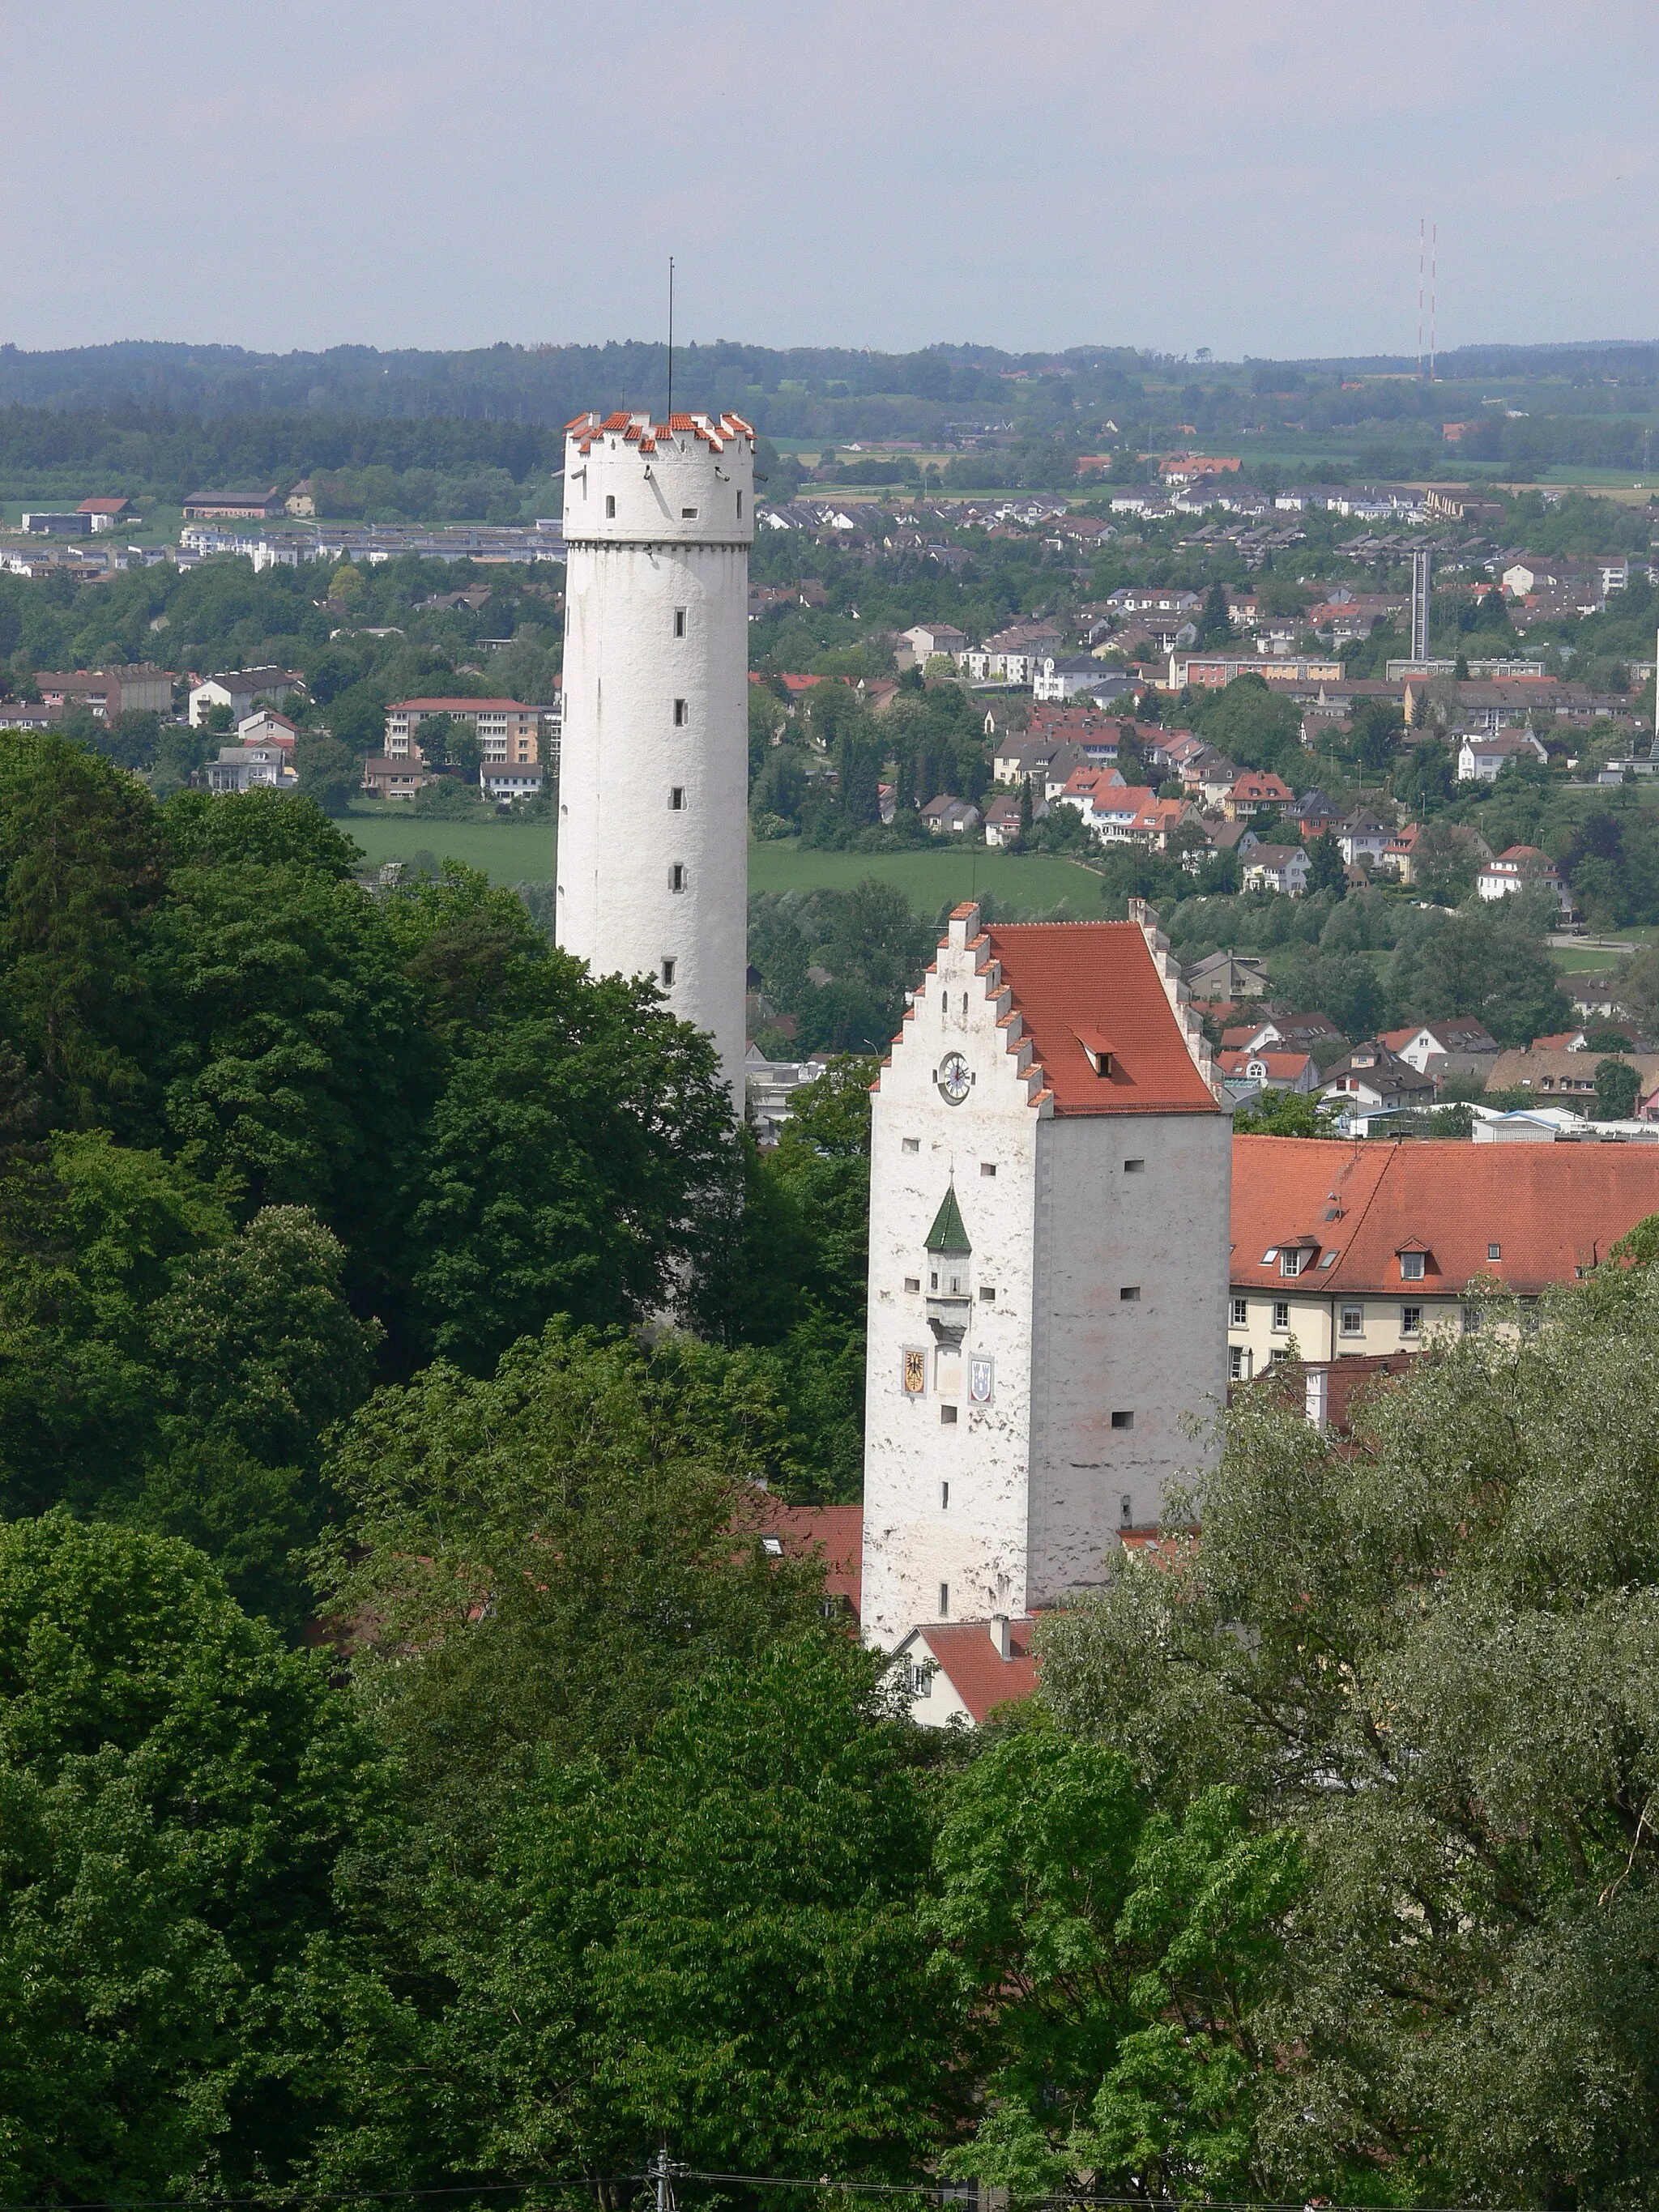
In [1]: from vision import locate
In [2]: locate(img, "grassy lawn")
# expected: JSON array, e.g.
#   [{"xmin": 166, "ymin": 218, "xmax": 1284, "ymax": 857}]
[
  {"xmin": 747, "ymin": 839, "xmax": 1104, "ymax": 916},
  {"xmin": 340, "ymin": 809, "xmax": 1106, "ymax": 916},
  {"xmin": 343, "ymin": 804, "xmax": 556, "ymax": 884}
]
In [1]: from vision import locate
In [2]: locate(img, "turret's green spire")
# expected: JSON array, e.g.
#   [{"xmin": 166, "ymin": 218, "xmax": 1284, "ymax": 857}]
[{"xmin": 924, "ymin": 1184, "xmax": 971, "ymax": 1254}]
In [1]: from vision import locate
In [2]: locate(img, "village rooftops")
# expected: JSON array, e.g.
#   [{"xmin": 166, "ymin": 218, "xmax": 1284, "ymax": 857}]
[{"xmin": 1231, "ymin": 1135, "xmax": 1659, "ymax": 1297}]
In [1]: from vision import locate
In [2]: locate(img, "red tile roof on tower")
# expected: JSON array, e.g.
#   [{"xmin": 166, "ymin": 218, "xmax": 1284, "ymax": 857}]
[
  {"xmin": 565, "ymin": 408, "xmax": 756, "ymax": 457},
  {"xmin": 1230, "ymin": 1135, "xmax": 1659, "ymax": 1294}
]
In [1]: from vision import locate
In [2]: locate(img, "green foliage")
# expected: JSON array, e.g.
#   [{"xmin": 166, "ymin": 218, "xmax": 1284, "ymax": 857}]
[
  {"xmin": 1186, "ymin": 675, "xmax": 1303, "ymax": 775},
  {"xmin": 465, "ymin": 1635, "xmax": 956, "ymax": 2179},
  {"xmin": 315, "ymin": 1323, "xmax": 829, "ymax": 1813},
  {"xmin": 1593, "ymin": 1053, "xmax": 1641, "ymax": 1119},
  {"xmin": 1387, "ymin": 892, "xmax": 1572, "ymax": 1045},
  {"xmin": 931, "ymin": 1723, "xmax": 1303, "ymax": 2201},
  {"xmin": 1038, "ymin": 1264, "xmax": 1659, "ymax": 2201},
  {"xmin": 1230, "ymin": 1090, "xmax": 1341, "ymax": 1138},
  {"xmin": 0, "ymin": 1511, "xmax": 386, "ymax": 2201},
  {"xmin": 748, "ymin": 880, "xmax": 934, "ymax": 1055}
]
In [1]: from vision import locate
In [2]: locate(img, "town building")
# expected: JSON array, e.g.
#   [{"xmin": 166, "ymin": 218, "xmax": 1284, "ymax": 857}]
[
  {"xmin": 1482, "ymin": 1047, "xmax": 1659, "ymax": 1102},
  {"xmin": 859, "ymin": 901, "xmax": 1230, "ymax": 1651},
  {"xmin": 889, "ymin": 1614, "xmax": 1038, "ymax": 1727},
  {"xmin": 201, "ymin": 743, "xmax": 297, "ymax": 794},
  {"xmin": 33, "ymin": 664, "xmax": 175, "ymax": 719},
  {"xmin": 181, "ymin": 487, "xmax": 288, "ymax": 520},
  {"xmin": 1241, "ymin": 843, "xmax": 1311, "ymax": 896},
  {"xmin": 1378, "ymin": 1019, "xmax": 1499, "ymax": 1073},
  {"xmin": 361, "ymin": 755, "xmax": 429, "ymax": 800},
  {"xmin": 188, "ymin": 667, "xmax": 304, "ymax": 727},
  {"xmin": 237, "ymin": 708, "xmax": 297, "ymax": 751},
  {"xmin": 1227, "ymin": 1136, "xmax": 1659, "ymax": 1377},
  {"xmin": 480, "ymin": 764, "xmax": 545, "ymax": 803},
  {"xmin": 383, "ymin": 697, "xmax": 541, "ymax": 765},
  {"xmin": 899, "ymin": 623, "xmax": 968, "ymax": 667},
  {"xmin": 1457, "ymin": 730, "xmax": 1549, "ymax": 782},
  {"xmin": 920, "ymin": 795, "xmax": 981, "ymax": 835},
  {"xmin": 1477, "ymin": 844, "xmax": 1568, "ymax": 910},
  {"xmin": 558, "ymin": 409, "xmax": 755, "ymax": 1098},
  {"xmin": 77, "ymin": 497, "xmax": 134, "ymax": 531},
  {"xmin": 1320, "ymin": 1042, "xmax": 1436, "ymax": 1128}
]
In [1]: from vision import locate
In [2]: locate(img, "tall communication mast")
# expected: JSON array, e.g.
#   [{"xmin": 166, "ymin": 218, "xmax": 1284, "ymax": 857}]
[{"xmin": 1411, "ymin": 547, "xmax": 1433, "ymax": 663}]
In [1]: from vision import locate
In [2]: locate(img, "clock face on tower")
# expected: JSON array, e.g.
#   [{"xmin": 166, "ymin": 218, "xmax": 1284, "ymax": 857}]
[{"xmin": 937, "ymin": 1051, "xmax": 971, "ymax": 1105}]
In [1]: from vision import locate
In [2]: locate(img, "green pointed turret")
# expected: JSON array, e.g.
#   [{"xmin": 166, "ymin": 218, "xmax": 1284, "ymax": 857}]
[{"xmin": 924, "ymin": 1184, "xmax": 971, "ymax": 1255}]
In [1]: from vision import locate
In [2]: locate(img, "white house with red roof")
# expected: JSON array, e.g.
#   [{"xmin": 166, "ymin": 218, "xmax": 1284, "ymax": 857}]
[
  {"xmin": 859, "ymin": 899, "xmax": 1230, "ymax": 1652},
  {"xmin": 1477, "ymin": 844, "xmax": 1569, "ymax": 911}
]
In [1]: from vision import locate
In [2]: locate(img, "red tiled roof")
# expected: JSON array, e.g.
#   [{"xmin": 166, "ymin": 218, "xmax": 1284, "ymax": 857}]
[
  {"xmin": 751, "ymin": 1499, "xmax": 862, "ymax": 1620},
  {"xmin": 390, "ymin": 697, "xmax": 535, "ymax": 713},
  {"xmin": 915, "ymin": 1620, "xmax": 1038, "ymax": 1723},
  {"xmin": 1218, "ymin": 1049, "xmax": 1313, "ymax": 1081},
  {"xmin": 1231, "ymin": 1134, "xmax": 1659, "ymax": 1295},
  {"xmin": 982, "ymin": 921, "xmax": 1220, "ymax": 1116}
]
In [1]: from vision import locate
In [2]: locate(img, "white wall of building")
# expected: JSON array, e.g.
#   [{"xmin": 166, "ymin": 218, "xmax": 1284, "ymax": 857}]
[{"xmin": 558, "ymin": 415, "xmax": 753, "ymax": 1094}]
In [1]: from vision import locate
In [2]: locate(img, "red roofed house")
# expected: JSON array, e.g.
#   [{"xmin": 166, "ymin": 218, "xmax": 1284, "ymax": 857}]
[
  {"xmin": 860, "ymin": 899, "xmax": 1230, "ymax": 1652},
  {"xmin": 1227, "ymin": 1134, "xmax": 1659, "ymax": 1379},
  {"xmin": 78, "ymin": 496, "xmax": 134, "ymax": 531},
  {"xmin": 892, "ymin": 1613, "xmax": 1038, "ymax": 1727},
  {"xmin": 1217, "ymin": 1048, "xmax": 1318, "ymax": 1094},
  {"xmin": 1224, "ymin": 769, "xmax": 1294, "ymax": 820}
]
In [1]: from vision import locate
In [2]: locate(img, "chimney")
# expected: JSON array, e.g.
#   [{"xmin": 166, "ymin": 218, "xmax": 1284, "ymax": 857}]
[{"xmin": 989, "ymin": 1613, "xmax": 1012, "ymax": 1660}]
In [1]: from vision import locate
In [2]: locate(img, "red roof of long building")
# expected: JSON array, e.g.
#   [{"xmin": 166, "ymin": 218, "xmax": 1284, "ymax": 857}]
[
  {"xmin": 1231, "ymin": 1134, "xmax": 1659, "ymax": 1294},
  {"xmin": 980, "ymin": 920, "xmax": 1220, "ymax": 1115}
]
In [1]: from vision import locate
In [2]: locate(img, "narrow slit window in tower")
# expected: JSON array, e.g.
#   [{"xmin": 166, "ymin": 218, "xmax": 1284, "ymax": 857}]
[
  {"xmin": 660, "ymin": 957, "xmax": 676, "ymax": 986},
  {"xmin": 669, "ymin": 863, "xmax": 686, "ymax": 893},
  {"xmin": 939, "ymin": 1583, "xmax": 950, "ymax": 1617},
  {"xmin": 673, "ymin": 607, "xmax": 686, "ymax": 637},
  {"xmin": 673, "ymin": 698, "xmax": 689, "ymax": 727},
  {"xmin": 605, "ymin": 495, "xmax": 616, "ymax": 518},
  {"xmin": 669, "ymin": 786, "xmax": 685, "ymax": 811}
]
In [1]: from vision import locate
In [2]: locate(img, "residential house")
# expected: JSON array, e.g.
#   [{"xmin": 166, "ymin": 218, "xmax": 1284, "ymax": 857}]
[
  {"xmin": 1499, "ymin": 557, "xmax": 1593, "ymax": 598},
  {"xmin": 920, "ymin": 795, "xmax": 981, "ymax": 836},
  {"xmin": 361, "ymin": 755, "xmax": 429, "ymax": 799},
  {"xmin": 187, "ymin": 667, "xmax": 305, "ymax": 728},
  {"xmin": 1033, "ymin": 654, "xmax": 1132, "ymax": 704},
  {"xmin": 1457, "ymin": 730, "xmax": 1549, "ymax": 782},
  {"xmin": 1225, "ymin": 769, "xmax": 1294, "ymax": 821},
  {"xmin": 237, "ymin": 708, "xmax": 297, "ymax": 752},
  {"xmin": 1223, "ymin": 1012, "xmax": 1343, "ymax": 1056},
  {"xmin": 1184, "ymin": 950, "xmax": 1269, "ymax": 1000},
  {"xmin": 983, "ymin": 794, "xmax": 1026, "ymax": 847},
  {"xmin": 1482, "ymin": 1047, "xmax": 1659, "ymax": 1103},
  {"xmin": 480, "ymin": 763, "xmax": 544, "ymax": 803},
  {"xmin": 1477, "ymin": 844, "xmax": 1567, "ymax": 910},
  {"xmin": 1241, "ymin": 843, "xmax": 1311, "ymax": 897},
  {"xmin": 34, "ymin": 663, "xmax": 176, "ymax": 719},
  {"xmin": 384, "ymin": 697, "xmax": 541, "ymax": 765},
  {"xmin": 1196, "ymin": 755, "xmax": 1242, "ymax": 810},
  {"xmin": 1320, "ymin": 1042, "xmax": 1437, "ymax": 1128},
  {"xmin": 1337, "ymin": 810, "xmax": 1392, "ymax": 868},
  {"xmin": 1227, "ymin": 1135, "xmax": 1659, "ymax": 1375},
  {"xmin": 202, "ymin": 744, "xmax": 296, "ymax": 795},
  {"xmin": 1291, "ymin": 789, "xmax": 1345, "ymax": 839},
  {"xmin": 889, "ymin": 1615, "xmax": 1038, "ymax": 1729},
  {"xmin": 1379, "ymin": 1019, "xmax": 1500, "ymax": 1073},
  {"xmin": 899, "ymin": 623, "xmax": 969, "ymax": 667},
  {"xmin": 1217, "ymin": 1048, "xmax": 1318, "ymax": 1094}
]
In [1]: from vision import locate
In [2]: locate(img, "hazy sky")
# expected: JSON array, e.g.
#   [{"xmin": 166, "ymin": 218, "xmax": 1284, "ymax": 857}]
[{"xmin": 2, "ymin": 0, "xmax": 1655, "ymax": 362}]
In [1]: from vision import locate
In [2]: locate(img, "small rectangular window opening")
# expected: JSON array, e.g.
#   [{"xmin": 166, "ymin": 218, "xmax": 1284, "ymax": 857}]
[
  {"xmin": 929, "ymin": 1271, "xmax": 939, "ymax": 1290},
  {"xmin": 1120, "ymin": 1285, "xmax": 1141, "ymax": 1302},
  {"xmin": 1230, "ymin": 1345, "xmax": 1248, "ymax": 1381},
  {"xmin": 979, "ymin": 1285, "xmax": 996, "ymax": 1302},
  {"xmin": 1124, "ymin": 1158, "xmax": 1145, "ymax": 1174},
  {"xmin": 669, "ymin": 863, "xmax": 686, "ymax": 892},
  {"xmin": 737, "ymin": 490, "xmax": 744, "ymax": 518},
  {"xmin": 940, "ymin": 1404, "xmax": 957, "ymax": 1426},
  {"xmin": 940, "ymin": 1481, "xmax": 949, "ymax": 1510},
  {"xmin": 939, "ymin": 1583, "xmax": 950, "ymax": 1617},
  {"xmin": 980, "ymin": 1161, "xmax": 997, "ymax": 1178},
  {"xmin": 1120, "ymin": 1494, "xmax": 1133, "ymax": 1526},
  {"xmin": 659, "ymin": 957, "xmax": 676, "ymax": 986},
  {"xmin": 902, "ymin": 1136, "xmax": 919, "ymax": 1154},
  {"xmin": 904, "ymin": 1276, "xmax": 920, "ymax": 1294},
  {"xmin": 1402, "ymin": 1305, "xmax": 1422, "ymax": 1334},
  {"xmin": 1230, "ymin": 1297, "xmax": 1248, "ymax": 1326},
  {"xmin": 1273, "ymin": 1300, "xmax": 1290, "ymax": 1331},
  {"xmin": 1401, "ymin": 1251, "xmax": 1425, "ymax": 1281},
  {"xmin": 669, "ymin": 786, "xmax": 685, "ymax": 811},
  {"xmin": 673, "ymin": 698, "xmax": 689, "ymax": 727},
  {"xmin": 1341, "ymin": 1305, "xmax": 1363, "ymax": 1336},
  {"xmin": 673, "ymin": 607, "xmax": 686, "ymax": 637},
  {"xmin": 1111, "ymin": 1409, "xmax": 1134, "ymax": 1430},
  {"xmin": 604, "ymin": 493, "xmax": 616, "ymax": 518},
  {"xmin": 1487, "ymin": 1242, "xmax": 1502, "ymax": 1261},
  {"xmin": 680, "ymin": 505, "xmax": 698, "ymax": 519}
]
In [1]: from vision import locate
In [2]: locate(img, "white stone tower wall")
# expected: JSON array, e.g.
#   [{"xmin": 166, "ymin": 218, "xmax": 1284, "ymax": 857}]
[
  {"xmin": 861, "ymin": 909, "xmax": 1046, "ymax": 1649},
  {"xmin": 558, "ymin": 413, "xmax": 754, "ymax": 1093}
]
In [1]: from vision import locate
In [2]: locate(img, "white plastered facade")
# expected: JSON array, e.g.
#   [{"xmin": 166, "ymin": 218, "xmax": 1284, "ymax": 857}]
[
  {"xmin": 859, "ymin": 906, "xmax": 1231, "ymax": 1652},
  {"xmin": 558, "ymin": 412, "xmax": 754, "ymax": 1097}
]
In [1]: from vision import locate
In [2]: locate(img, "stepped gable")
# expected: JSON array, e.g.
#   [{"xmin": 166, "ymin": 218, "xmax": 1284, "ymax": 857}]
[{"xmin": 881, "ymin": 899, "xmax": 1219, "ymax": 1116}]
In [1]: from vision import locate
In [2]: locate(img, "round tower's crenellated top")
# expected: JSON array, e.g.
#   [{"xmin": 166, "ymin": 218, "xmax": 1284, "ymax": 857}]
[{"xmin": 562, "ymin": 411, "xmax": 755, "ymax": 546}]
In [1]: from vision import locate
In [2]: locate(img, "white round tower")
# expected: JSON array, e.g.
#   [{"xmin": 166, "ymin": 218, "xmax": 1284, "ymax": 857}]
[{"xmin": 557, "ymin": 408, "xmax": 755, "ymax": 1097}]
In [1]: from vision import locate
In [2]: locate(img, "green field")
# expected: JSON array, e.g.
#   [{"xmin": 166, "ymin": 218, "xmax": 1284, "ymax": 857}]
[
  {"xmin": 343, "ymin": 805, "xmax": 556, "ymax": 884},
  {"xmin": 341, "ymin": 808, "xmax": 1104, "ymax": 915}
]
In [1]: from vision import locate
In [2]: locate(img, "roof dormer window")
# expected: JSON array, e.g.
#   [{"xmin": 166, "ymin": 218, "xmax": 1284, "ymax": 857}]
[{"xmin": 1076, "ymin": 1027, "xmax": 1115, "ymax": 1076}]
